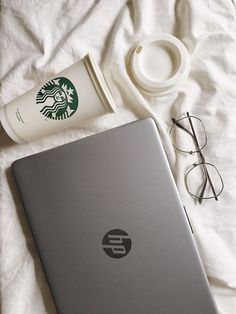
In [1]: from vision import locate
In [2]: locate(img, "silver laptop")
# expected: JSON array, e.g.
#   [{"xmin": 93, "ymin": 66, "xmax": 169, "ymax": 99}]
[{"xmin": 12, "ymin": 118, "xmax": 218, "ymax": 314}]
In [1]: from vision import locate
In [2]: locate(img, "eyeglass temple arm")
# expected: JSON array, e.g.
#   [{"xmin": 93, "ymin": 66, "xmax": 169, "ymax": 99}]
[
  {"xmin": 186, "ymin": 112, "xmax": 218, "ymax": 202},
  {"xmin": 172, "ymin": 118, "xmax": 195, "ymax": 140},
  {"xmin": 198, "ymin": 170, "xmax": 208, "ymax": 205}
]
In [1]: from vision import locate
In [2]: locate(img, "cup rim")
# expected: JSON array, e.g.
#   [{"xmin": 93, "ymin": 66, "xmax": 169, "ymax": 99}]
[{"xmin": 83, "ymin": 53, "xmax": 117, "ymax": 113}]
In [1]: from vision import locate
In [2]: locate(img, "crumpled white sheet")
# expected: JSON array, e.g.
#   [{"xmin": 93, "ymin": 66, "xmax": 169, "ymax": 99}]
[{"xmin": 1, "ymin": 1, "xmax": 236, "ymax": 313}]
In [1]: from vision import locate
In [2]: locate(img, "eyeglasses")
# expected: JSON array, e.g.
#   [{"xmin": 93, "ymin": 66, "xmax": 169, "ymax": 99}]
[{"xmin": 169, "ymin": 112, "xmax": 224, "ymax": 204}]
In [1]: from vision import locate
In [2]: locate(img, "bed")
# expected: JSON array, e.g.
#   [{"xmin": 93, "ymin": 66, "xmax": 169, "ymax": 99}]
[{"xmin": 1, "ymin": 1, "xmax": 236, "ymax": 313}]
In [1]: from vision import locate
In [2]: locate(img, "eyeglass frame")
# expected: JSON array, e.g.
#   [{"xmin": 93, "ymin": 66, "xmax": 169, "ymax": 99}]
[{"xmin": 169, "ymin": 112, "xmax": 224, "ymax": 204}]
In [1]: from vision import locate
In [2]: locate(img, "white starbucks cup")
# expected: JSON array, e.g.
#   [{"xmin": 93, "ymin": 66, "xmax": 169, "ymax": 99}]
[
  {"xmin": 0, "ymin": 53, "xmax": 117, "ymax": 143},
  {"xmin": 128, "ymin": 34, "xmax": 190, "ymax": 96}
]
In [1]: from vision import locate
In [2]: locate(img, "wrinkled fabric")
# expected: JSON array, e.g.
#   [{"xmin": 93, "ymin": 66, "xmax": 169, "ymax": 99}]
[{"xmin": 1, "ymin": 1, "xmax": 236, "ymax": 313}]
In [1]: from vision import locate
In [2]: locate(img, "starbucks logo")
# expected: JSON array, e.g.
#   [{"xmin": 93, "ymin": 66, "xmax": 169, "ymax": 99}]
[{"xmin": 36, "ymin": 77, "xmax": 79, "ymax": 120}]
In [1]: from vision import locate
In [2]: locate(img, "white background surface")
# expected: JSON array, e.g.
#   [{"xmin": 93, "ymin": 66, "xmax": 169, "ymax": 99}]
[{"xmin": 1, "ymin": 1, "xmax": 236, "ymax": 313}]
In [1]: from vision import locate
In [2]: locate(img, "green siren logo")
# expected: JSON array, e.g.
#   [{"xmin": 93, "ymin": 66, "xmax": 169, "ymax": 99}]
[{"xmin": 36, "ymin": 77, "xmax": 79, "ymax": 120}]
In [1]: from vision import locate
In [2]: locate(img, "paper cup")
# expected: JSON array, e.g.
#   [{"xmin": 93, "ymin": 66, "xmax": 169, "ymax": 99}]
[
  {"xmin": 0, "ymin": 53, "xmax": 116, "ymax": 143},
  {"xmin": 128, "ymin": 34, "xmax": 190, "ymax": 96}
]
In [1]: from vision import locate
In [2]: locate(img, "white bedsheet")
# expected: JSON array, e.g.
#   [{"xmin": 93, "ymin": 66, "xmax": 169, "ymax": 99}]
[{"xmin": 1, "ymin": 1, "xmax": 236, "ymax": 313}]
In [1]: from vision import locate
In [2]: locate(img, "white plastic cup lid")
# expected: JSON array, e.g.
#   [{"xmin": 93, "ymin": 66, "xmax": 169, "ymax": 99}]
[{"xmin": 128, "ymin": 34, "xmax": 190, "ymax": 96}]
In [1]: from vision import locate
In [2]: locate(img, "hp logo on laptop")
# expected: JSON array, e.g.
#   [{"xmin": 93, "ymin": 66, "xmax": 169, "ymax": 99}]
[{"xmin": 102, "ymin": 229, "xmax": 132, "ymax": 258}]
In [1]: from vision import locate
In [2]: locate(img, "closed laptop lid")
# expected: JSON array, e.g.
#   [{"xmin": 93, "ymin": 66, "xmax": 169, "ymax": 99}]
[{"xmin": 12, "ymin": 118, "xmax": 218, "ymax": 314}]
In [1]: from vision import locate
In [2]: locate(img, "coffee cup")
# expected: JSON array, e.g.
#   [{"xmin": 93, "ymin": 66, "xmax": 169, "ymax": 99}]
[{"xmin": 0, "ymin": 53, "xmax": 116, "ymax": 143}]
